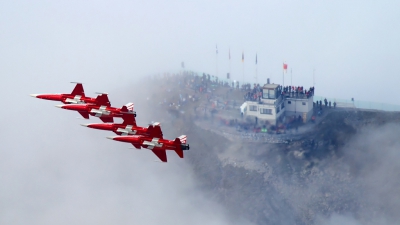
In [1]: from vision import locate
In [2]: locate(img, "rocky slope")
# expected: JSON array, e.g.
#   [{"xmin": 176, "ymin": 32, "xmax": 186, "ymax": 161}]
[{"xmin": 134, "ymin": 75, "xmax": 400, "ymax": 225}]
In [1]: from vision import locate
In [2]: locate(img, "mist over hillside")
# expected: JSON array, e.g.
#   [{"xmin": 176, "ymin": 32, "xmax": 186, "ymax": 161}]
[
  {"xmin": 1, "ymin": 74, "xmax": 399, "ymax": 225},
  {"xmin": 2, "ymin": 1, "xmax": 400, "ymax": 224},
  {"xmin": 136, "ymin": 75, "xmax": 400, "ymax": 225}
]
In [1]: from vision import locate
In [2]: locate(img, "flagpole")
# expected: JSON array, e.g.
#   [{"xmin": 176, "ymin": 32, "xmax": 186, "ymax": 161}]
[
  {"xmin": 242, "ymin": 51, "xmax": 244, "ymax": 87},
  {"xmin": 242, "ymin": 63, "xmax": 244, "ymax": 87},
  {"xmin": 229, "ymin": 48, "xmax": 231, "ymax": 82},
  {"xmin": 216, "ymin": 55, "xmax": 218, "ymax": 78},
  {"xmin": 216, "ymin": 45, "xmax": 218, "ymax": 79},
  {"xmin": 256, "ymin": 66, "xmax": 258, "ymax": 84},
  {"xmin": 255, "ymin": 53, "xmax": 258, "ymax": 84},
  {"xmin": 313, "ymin": 69, "xmax": 315, "ymax": 87},
  {"xmin": 291, "ymin": 68, "xmax": 292, "ymax": 86},
  {"xmin": 282, "ymin": 61, "xmax": 287, "ymax": 87}
]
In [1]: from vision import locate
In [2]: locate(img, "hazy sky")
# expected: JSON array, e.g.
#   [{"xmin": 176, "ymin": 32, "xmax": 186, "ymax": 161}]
[
  {"xmin": 1, "ymin": 0, "xmax": 400, "ymax": 103},
  {"xmin": 0, "ymin": 1, "xmax": 399, "ymax": 224}
]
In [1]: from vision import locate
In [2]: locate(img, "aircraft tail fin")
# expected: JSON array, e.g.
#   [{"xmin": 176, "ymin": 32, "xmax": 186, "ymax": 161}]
[
  {"xmin": 146, "ymin": 124, "xmax": 163, "ymax": 139},
  {"xmin": 70, "ymin": 83, "xmax": 85, "ymax": 96},
  {"xmin": 178, "ymin": 135, "xmax": 187, "ymax": 144},
  {"xmin": 121, "ymin": 102, "xmax": 134, "ymax": 112},
  {"xmin": 174, "ymin": 135, "xmax": 189, "ymax": 156},
  {"xmin": 95, "ymin": 94, "xmax": 111, "ymax": 106},
  {"xmin": 122, "ymin": 113, "xmax": 137, "ymax": 126}
]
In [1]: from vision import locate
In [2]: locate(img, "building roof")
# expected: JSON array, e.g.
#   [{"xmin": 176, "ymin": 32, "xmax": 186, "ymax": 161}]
[{"xmin": 263, "ymin": 83, "xmax": 280, "ymax": 89}]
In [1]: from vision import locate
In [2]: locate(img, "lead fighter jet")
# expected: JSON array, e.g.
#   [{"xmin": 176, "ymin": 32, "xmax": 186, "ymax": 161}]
[
  {"xmin": 81, "ymin": 113, "xmax": 159, "ymax": 136},
  {"xmin": 30, "ymin": 82, "xmax": 110, "ymax": 106},
  {"xmin": 56, "ymin": 95, "xmax": 135, "ymax": 123},
  {"xmin": 107, "ymin": 125, "xmax": 190, "ymax": 162}
]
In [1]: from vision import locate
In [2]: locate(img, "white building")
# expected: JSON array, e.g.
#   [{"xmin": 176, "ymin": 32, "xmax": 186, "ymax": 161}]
[
  {"xmin": 242, "ymin": 84, "xmax": 285, "ymax": 125},
  {"xmin": 242, "ymin": 83, "xmax": 314, "ymax": 125},
  {"xmin": 284, "ymin": 94, "xmax": 314, "ymax": 122}
]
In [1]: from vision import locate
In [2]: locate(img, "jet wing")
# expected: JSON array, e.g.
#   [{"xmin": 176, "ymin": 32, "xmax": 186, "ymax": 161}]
[
  {"xmin": 152, "ymin": 150, "xmax": 167, "ymax": 162},
  {"xmin": 78, "ymin": 111, "xmax": 89, "ymax": 119},
  {"xmin": 131, "ymin": 143, "xmax": 141, "ymax": 149},
  {"xmin": 99, "ymin": 117, "xmax": 114, "ymax": 123}
]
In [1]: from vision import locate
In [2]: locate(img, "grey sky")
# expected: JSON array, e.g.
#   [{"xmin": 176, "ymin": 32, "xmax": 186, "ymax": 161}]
[
  {"xmin": 1, "ymin": 1, "xmax": 399, "ymax": 103},
  {"xmin": 0, "ymin": 1, "xmax": 399, "ymax": 224}
]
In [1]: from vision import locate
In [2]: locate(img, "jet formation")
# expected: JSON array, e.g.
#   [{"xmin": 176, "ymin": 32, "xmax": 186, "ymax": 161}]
[{"xmin": 31, "ymin": 82, "xmax": 190, "ymax": 162}]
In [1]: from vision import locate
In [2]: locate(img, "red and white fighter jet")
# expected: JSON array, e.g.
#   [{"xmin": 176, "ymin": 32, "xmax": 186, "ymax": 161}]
[
  {"xmin": 30, "ymin": 82, "xmax": 110, "ymax": 106},
  {"xmin": 56, "ymin": 96, "xmax": 135, "ymax": 123},
  {"xmin": 81, "ymin": 113, "xmax": 159, "ymax": 135},
  {"xmin": 107, "ymin": 125, "xmax": 190, "ymax": 162}
]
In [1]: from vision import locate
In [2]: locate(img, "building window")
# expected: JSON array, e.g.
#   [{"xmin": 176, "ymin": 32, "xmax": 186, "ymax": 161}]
[
  {"xmin": 262, "ymin": 91, "xmax": 268, "ymax": 99},
  {"xmin": 260, "ymin": 108, "xmax": 272, "ymax": 114},
  {"xmin": 302, "ymin": 102, "xmax": 306, "ymax": 105},
  {"xmin": 268, "ymin": 89, "xmax": 275, "ymax": 98},
  {"xmin": 288, "ymin": 101, "xmax": 291, "ymax": 104},
  {"xmin": 249, "ymin": 105, "xmax": 258, "ymax": 111},
  {"xmin": 262, "ymin": 89, "xmax": 276, "ymax": 99},
  {"xmin": 281, "ymin": 103, "xmax": 285, "ymax": 109}
]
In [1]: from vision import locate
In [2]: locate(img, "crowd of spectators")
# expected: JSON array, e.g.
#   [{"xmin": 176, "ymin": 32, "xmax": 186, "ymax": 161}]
[
  {"xmin": 243, "ymin": 84, "xmax": 263, "ymax": 101},
  {"xmin": 153, "ymin": 71, "xmax": 336, "ymax": 136},
  {"xmin": 281, "ymin": 86, "xmax": 315, "ymax": 98}
]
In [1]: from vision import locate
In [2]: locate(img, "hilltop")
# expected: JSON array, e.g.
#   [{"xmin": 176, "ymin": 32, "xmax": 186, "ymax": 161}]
[{"xmin": 134, "ymin": 74, "xmax": 400, "ymax": 225}]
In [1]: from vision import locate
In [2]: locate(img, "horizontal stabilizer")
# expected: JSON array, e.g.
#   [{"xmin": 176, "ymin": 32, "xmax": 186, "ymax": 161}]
[
  {"xmin": 149, "ymin": 122, "xmax": 161, "ymax": 126},
  {"xmin": 95, "ymin": 92, "xmax": 109, "ymax": 95}
]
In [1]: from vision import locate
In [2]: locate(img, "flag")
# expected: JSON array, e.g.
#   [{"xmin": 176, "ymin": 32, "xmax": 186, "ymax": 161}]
[
  {"xmin": 256, "ymin": 54, "xmax": 257, "ymax": 65},
  {"xmin": 242, "ymin": 52, "xmax": 244, "ymax": 62},
  {"xmin": 283, "ymin": 63, "xmax": 288, "ymax": 73},
  {"xmin": 216, "ymin": 45, "xmax": 218, "ymax": 54}
]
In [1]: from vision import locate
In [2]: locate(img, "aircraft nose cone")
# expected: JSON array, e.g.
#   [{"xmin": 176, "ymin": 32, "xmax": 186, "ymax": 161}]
[
  {"xmin": 55, "ymin": 105, "xmax": 64, "ymax": 108},
  {"xmin": 30, "ymin": 94, "xmax": 38, "ymax": 98},
  {"xmin": 80, "ymin": 124, "xmax": 89, "ymax": 127},
  {"xmin": 106, "ymin": 136, "xmax": 115, "ymax": 140}
]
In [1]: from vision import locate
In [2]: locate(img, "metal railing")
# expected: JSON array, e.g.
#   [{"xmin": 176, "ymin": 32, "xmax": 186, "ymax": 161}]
[{"xmin": 314, "ymin": 96, "xmax": 400, "ymax": 112}]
